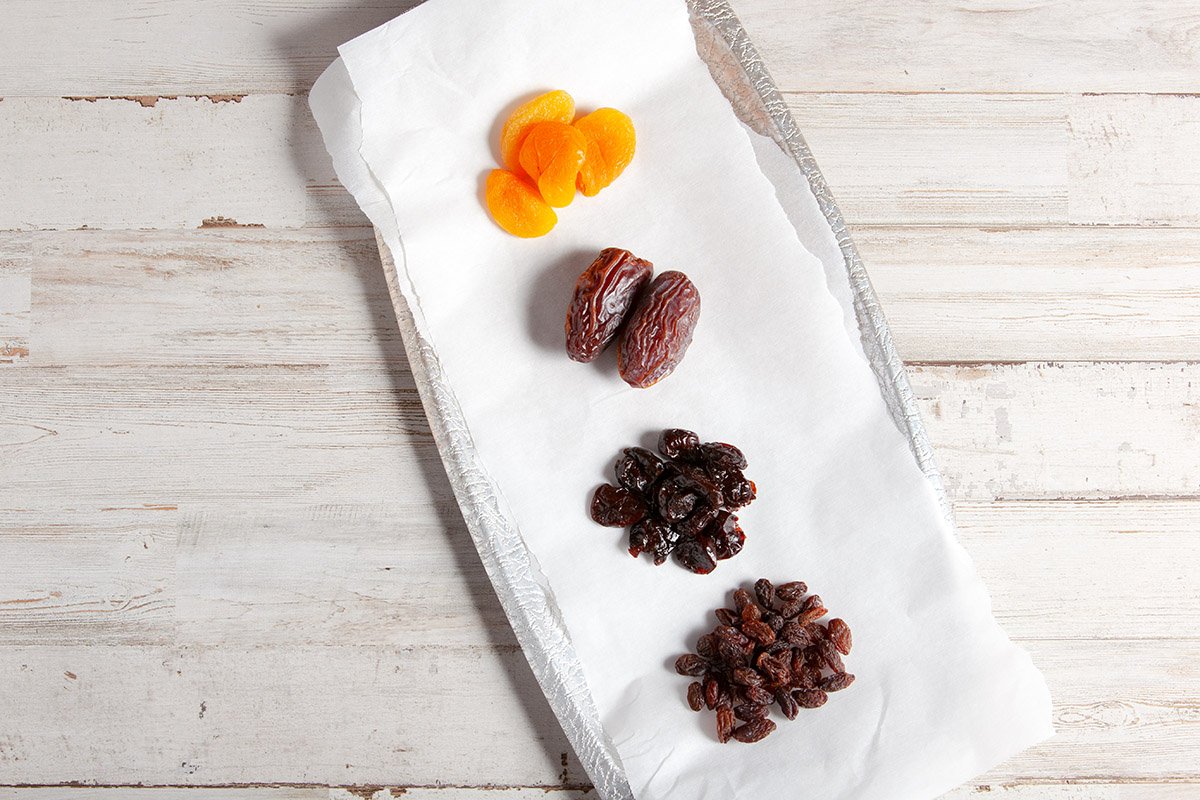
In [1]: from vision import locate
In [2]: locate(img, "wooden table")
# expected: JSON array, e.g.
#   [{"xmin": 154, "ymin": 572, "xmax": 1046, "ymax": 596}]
[{"xmin": 2, "ymin": 2, "xmax": 1198, "ymax": 798}]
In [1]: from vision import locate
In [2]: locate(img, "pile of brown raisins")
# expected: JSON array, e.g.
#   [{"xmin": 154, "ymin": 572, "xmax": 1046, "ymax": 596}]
[
  {"xmin": 590, "ymin": 428, "xmax": 756, "ymax": 574},
  {"xmin": 675, "ymin": 578, "xmax": 854, "ymax": 743}
]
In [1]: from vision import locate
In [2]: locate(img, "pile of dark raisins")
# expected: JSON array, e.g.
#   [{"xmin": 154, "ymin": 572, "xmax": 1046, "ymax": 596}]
[
  {"xmin": 675, "ymin": 579, "xmax": 854, "ymax": 743},
  {"xmin": 590, "ymin": 428, "xmax": 756, "ymax": 574}
]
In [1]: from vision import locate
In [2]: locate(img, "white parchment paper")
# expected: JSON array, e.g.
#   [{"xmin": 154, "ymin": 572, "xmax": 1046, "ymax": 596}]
[{"xmin": 310, "ymin": 0, "xmax": 1054, "ymax": 796}]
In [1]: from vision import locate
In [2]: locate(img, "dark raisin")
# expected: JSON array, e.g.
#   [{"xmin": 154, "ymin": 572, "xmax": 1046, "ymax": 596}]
[
  {"xmin": 793, "ymin": 689, "xmax": 828, "ymax": 709},
  {"xmin": 703, "ymin": 676, "xmax": 720, "ymax": 710},
  {"xmin": 781, "ymin": 620, "xmax": 813, "ymax": 647},
  {"xmin": 780, "ymin": 599, "xmax": 804, "ymax": 619},
  {"xmin": 674, "ymin": 654, "xmax": 708, "ymax": 677},
  {"xmin": 732, "ymin": 589, "xmax": 754, "ymax": 613},
  {"xmin": 627, "ymin": 522, "xmax": 650, "ymax": 558},
  {"xmin": 827, "ymin": 618, "xmax": 853, "ymax": 655},
  {"xmin": 742, "ymin": 685, "xmax": 774, "ymax": 706},
  {"xmin": 753, "ymin": 578, "xmax": 774, "ymax": 609},
  {"xmin": 614, "ymin": 447, "xmax": 664, "ymax": 494},
  {"xmin": 687, "ymin": 681, "xmax": 704, "ymax": 711},
  {"xmin": 775, "ymin": 581, "xmax": 807, "ymax": 602},
  {"xmin": 723, "ymin": 474, "xmax": 756, "ymax": 508},
  {"xmin": 675, "ymin": 503, "xmax": 718, "ymax": 538},
  {"xmin": 817, "ymin": 640, "xmax": 845, "ymax": 674},
  {"xmin": 674, "ymin": 537, "xmax": 717, "ymax": 574},
  {"xmin": 698, "ymin": 441, "xmax": 747, "ymax": 470},
  {"xmin": 734, "ymin": 703, "xmax": 769, "ymax": 722},
  {"xmin": 776, "ymin": 689, "xmax": 799, "ymax": 720},
  {"xmin": 731, "ymin": 718, "xmax": 775, "ymax": 743},
  {"xmin": 819, "ymin": 672, "xmax": 855, "ymax": 692},
  {"xmin": 740, "ymin": 602, "xmax": 762, "ymax": 624},
  {"xmin": 655, "ymin": 473, "xmax": 699, "ymax": 522},
  {"xmin": 731, "ymin": 667, "xmax": 764, "ymax": 687},
  {"xmin": 714, "ymin": 608, "xmax": 738, "ymax": 627},
  {"xmin": 658, "ymin": 428, "xmax": 701, "ymax": 459},
  {"xmin": 647, "ymin": 522, "xmax": 681, "ymax": 565},
  {"xmin": 696, "ymin": 633, "xmax": 718, "ymax": 659},
  {"xmin": 763, "ymin": 611, "xmax": 784, "ymax": 633},
  {"xmin": 706, "ymin": 511, "xmax": 745, "ymax": 560},
  {"xmin": 589, "ymin": 484, "xmax": 646, "ymax": 527},
  {"xmin": 716, "ymin": 704, "xmax": 735, "ymax": 743},
  {"xmin": 741, "ymin": 619, "xmax": 775, "ymax": 646}
]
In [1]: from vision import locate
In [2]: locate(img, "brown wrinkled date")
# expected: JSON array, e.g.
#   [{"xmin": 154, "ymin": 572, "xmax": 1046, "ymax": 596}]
[
  {"xmin": 589, "ymin": 429, "xmax": 755, "ymax": 574},
  {"xmin": 674, "ymin": 578, "xmax": 855, "ymax": 744},
  {"xmin": 617, "ymin": 271, "xmax": 701, "ymax": 388},
  {"xmin": 564, "ymin": 247, "xmax": 653, "ymax": 363}
]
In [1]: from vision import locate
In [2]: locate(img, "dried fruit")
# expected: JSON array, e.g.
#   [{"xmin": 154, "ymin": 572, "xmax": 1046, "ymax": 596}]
[
  {"xmin": 827, "ymin": 617, "xmax": 853, "ymax": 655},
  {"xmin": 617, "ymin": 271, "xmax": 701, "ymax": 388},
  {"xmin": 500, "ymin": 89, "xmax": 575, "ymax": 174},
  {"xmin": 589, "ymin": 484, "xmax": 646, "ymax": 527},
  {"xmin": 674, "ymin": 579, "xmax": 854, "ymax": 743},
  {"xmin": 589, "ymin": 430, "xmax": 754, "ymax": 573},
  {"xmin": 518, "ymin": 120, "xmax": 587, "ymax": 208},
  {"xmin": 573, "ymin": 108, "xmax": 636, "ymax": 197},
  {"xmin": 686, "ymin": 681, "xmax": 704, "ymax": 712},
  {"xmin": 732, "ymin": 718, "xmax": 776, "ymax": 743},
  {"xmin": 565, "ymin": 248, "xmax": 653, "ymax": 362},
  {"xmin": 484, "ymin": 169, "xmax": 557, "ymax": 238}
]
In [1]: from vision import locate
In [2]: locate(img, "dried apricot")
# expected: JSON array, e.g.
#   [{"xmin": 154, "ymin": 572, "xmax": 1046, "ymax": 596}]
[
  {"xmin": 499, "ymin": 90, "xmax": 575, "ymax": 175},
  {"xmin": 518, "ymin": 121, "xmax": 587, "ymax": 208},
  {"xmin": 574, "ymin": 108, "xmax": 636, "ymax": 197},
  {"xmin": 485, "ymin": 169, "xmax": 557, "ymax": 238}
]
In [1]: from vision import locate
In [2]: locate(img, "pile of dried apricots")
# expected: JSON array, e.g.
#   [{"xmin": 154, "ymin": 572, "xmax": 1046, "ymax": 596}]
[{"xmin": 486, "ymin": 90, "xmax": 636, "ymax": 237}]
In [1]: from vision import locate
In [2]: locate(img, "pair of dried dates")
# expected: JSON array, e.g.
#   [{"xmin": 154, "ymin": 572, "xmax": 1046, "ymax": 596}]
[
  {"xmin": 565, "ymin": 247, "xmax": 701, "ymax": 388},
  {"xmin": 676, "ymin": 578, "xmax": 855, "ymax": 744},
  {"xmin": 590, "ymin": 428, "xmax": 755, "ymax": 574}
]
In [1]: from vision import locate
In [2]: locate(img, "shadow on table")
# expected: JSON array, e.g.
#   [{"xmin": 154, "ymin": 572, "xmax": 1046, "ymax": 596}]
[{"xmin": 275, "ymin": 2, "xmax": 586, "ymax": 787}]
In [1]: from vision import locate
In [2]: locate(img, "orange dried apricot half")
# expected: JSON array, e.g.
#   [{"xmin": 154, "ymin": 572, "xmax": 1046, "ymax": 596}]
[
  {"xmin": 485, "ymin": 169, "xmax": 557, "ymax": 238},
  {"xmin": 500, "ymin": 89, "xmax": 575, "ymax": 175},
  {"xmin": 574, "ymin": 108, "xmax": 636, "ymax": 197},
  {"xmin": 518, "ymin": 121, "xmax": 587, "ymax": 208}
]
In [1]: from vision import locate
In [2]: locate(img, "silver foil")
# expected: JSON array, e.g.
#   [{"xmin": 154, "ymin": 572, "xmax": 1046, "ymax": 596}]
[{"xmin": 374, "ymin": 2, "xmax": 950, "ymax": 797}]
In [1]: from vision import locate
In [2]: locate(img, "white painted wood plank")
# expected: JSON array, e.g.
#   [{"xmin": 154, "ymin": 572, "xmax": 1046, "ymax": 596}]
[
  {"xmin": 2, "ymin": 1, "xmax": 1199, "ymax": 95},
  {"xmin": 1069, "ymin": 94, "xmax": 1200, "ymax": 226},
  {"xmin": 3, "ymin": 93, "xmax": 1198, "ymax": 230},
  {"xmin": 788, "ymin": 93, "xmax": 1069, "ymax": 226},
  {"xmin": 0, "ymin": 644, "xmax": 584, "ymax": 787},
  {"xmin": 912, "ymin": 362, "xmax": 1200, "ymax": 501},
  {"xmin": 16, "ymin": 226, "xmax": 1200, "ymax": 367},
  {"xmin": 4, "ymin": 501, "xmax": 1195, "ymax": 647},
  {"xmin": 5, "ymin": 361, "xmax": 1195, "ymax": 508},
  {"xmin": 0, "ymin": 365, "xmax": 435, "ymax": 508},
  {"xmin": 0, "ymin": 510, "xmax": 176, "ymax": 646},
  {"xmin": 0, "ymin": 236, "xmax": 31, "ymax": 363},
  {"xmin": 0, "ymin": 96, "xmax": 362, "ymax": 231},
  {"xmin": 2, "ymin": 787, "xmax": 1196, "ymax": 800},
  {"xmin": 857, "ymin": 226, "xmax": 1200, "ymax": 363},
  {"xmin": 28, "ymin": 229, "xmax": 399, "ymax": 367},
  {"xmin": 0, "ymin": 639, "xmax": 1193, "ymax": 784}
]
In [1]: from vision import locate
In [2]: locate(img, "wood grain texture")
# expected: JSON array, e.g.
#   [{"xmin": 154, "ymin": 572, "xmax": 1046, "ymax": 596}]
[
  {"xmin": 912, "ymin": 362, "xmax": 1200, "ymax": 501},
  {"xmin": 2, "ymin": 0, "xmax": 1199, "ymax": 794},
  {"xmin": 2, "ymin": 1, "xmax": 1199, "ymax": 95},
  {"xmin": 0, "ymin": 638, "xmax": 1193, "ymax": 785},
  {"xmin": 6, "ymin": 360, "xmax": 1197, "ymax": 507},
  {"xmin": 0, "ymin": 236, "xmax": 31, "ymax": 363},
  {"xmin": 10, "ymin": 225, "xmax": 1200, "ymax": 366},
  {"xmin": 857, "ymin": 226, "xmax": 1200, "ymax": 362},
  {"xmin": 4, "ymin": 93, "xmax": 1200, "ymax": 230},
  {"xmin": 2, "ymin": 788, "xmax": 1198, "ymax": 800}
]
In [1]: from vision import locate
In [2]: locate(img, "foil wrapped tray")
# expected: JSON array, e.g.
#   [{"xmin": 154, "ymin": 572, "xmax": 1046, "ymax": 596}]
[{"xmin": 373, "ymin": 1, "xmax": 949, "ymax": 796}]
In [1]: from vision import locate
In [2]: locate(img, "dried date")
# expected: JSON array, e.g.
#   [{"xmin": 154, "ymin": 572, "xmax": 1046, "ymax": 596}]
[
  {"xmin": 565, "ymin": 248, "xmax": 653, "ymax": 363},
  {"xmin": 617, "ymin": 271, "xmax": 701, "ymax": 388}
]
